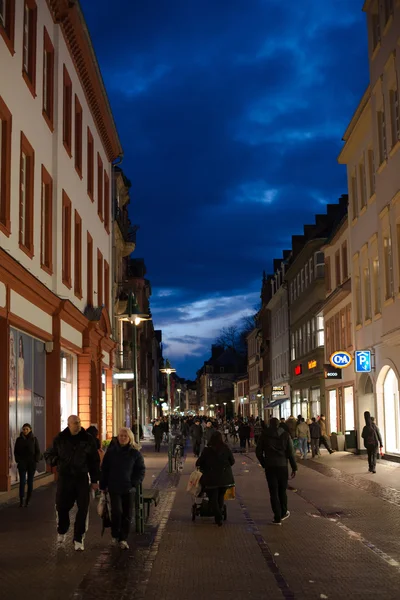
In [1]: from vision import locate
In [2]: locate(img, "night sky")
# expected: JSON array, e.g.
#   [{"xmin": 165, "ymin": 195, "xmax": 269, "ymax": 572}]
[{"xmin": 81, "ymin": 0, "xmax": 369, "ymax": 379}]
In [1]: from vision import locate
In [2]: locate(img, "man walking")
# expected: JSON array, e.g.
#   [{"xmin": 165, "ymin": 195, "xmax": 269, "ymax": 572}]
[
  {"xmin": 190, "ymin": 419, "xmax": 203, "ymax": 457},
  {"xmin": 296, "ymin": 417, "xmax": 310, "ymax": 459},
  {"xmin": 45, "ymin": 415, "xmax": 100, "ymax": 551},
  {"xmin": 318, "ymin": 415, "xmax": 335, "ymax": 454},
  {"xmin": 309, "ymin": 417, "xmax": 321, "ymax": 458},
  {"xmin": 256, "ymin": 417, "xmax": 297, "ymax": 525}
]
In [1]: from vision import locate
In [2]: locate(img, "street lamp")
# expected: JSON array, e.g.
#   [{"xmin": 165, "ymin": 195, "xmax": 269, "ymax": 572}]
[
  {"xmin": 160, "ymin": 359, "xmax": 176, "ymax": 473},
  {"xmin": 177, "ymin": 387, "xmax": 182, "ymax": 411},
  {"xmin": 119, "ymin": 292, "xmax": 151, "ymax": 445}
]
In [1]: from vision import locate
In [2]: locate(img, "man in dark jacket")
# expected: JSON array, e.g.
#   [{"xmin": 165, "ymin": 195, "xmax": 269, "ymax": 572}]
[
  {"xmin": 256, "ymin": 417, "xmax": 297, "ymax": 525},
  {"xmin": 190, "ymin": 420, "xmax": 203, "ymax": 457},
  {"xmin": 152, "ymin": 420, "xmax": 164, "ymax": 452},
  {"xmin": 44, "ymin": 415, "xmax": 100, "ymax": 551},
  {"xmin": 14, "ymin": 423, "xmax": 41, "ymax": 507},
  {"xmin": 309, "ymin": 417, "xmax": 321, "ymax": 458}
]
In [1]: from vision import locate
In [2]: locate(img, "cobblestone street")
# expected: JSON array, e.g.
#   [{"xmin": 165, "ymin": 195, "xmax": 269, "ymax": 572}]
[{"xmin": 1, "ymin": 442, "xmax": 400, "ymax": 600}]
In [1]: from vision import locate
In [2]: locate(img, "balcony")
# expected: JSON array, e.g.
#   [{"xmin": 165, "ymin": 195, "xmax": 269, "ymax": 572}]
[{"xmin": 114, "ymin": 199, "xmax": 139, "ymax": 246}]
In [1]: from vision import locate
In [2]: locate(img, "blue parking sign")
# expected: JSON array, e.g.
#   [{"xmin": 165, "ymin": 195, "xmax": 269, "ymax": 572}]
[{"xmin": 355, "ymin": 350, "xmax": 371, "ymax": 372}]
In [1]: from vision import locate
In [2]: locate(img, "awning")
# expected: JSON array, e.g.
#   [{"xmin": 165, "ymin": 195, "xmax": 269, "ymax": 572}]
[{"xmin": 265, "ymin": 397, "xmax": 290, "ymax": 409}]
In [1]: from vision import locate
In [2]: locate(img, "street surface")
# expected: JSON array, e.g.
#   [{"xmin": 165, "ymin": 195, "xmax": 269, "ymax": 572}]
[{"xmin": 1, "ymin": 440, "xmax": 400, "ymax": 600}]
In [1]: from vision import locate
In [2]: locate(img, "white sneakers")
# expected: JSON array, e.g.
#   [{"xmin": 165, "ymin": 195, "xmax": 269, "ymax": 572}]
[
  {"xmin": 57, "ymin": 533, "xmax": 66, "ymax": 544},
  {"xmin": 74, "ymin": 540, "xmax": 84, "ymax": 551},
  {"xmin": 111, "ymin": 538, "xmax": 118, "ymax": 546},
  {"xmin": 281, "ymin": 511, "xmax": 291, "ymax": 522},
  {"xmin": 119, "ymin": 541, "xmax": 129, "ymax": 550}
]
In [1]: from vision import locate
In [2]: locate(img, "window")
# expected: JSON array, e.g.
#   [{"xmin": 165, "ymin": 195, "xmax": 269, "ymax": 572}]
[
  {"xmin": 19, "ymin": 133, "xmax": 34, "ymax": 255},
  {"xmin": 298, "ymin": 327, "xmax": 303, "ymax": 357},
  {"xmin": 364, "ymin": 263, "xmax": 372, "ymax": 320},
  {"xmin": 305, "ymin": 263, "xmax": 308, "ymax": 288},
  {"xmin": 97, "ymin": 153, "xmax": 103, "ymax": 221},
  {"xmin": 104, "ymin": 260, "xmax": 109, "ymax": 311},
  {"xmin": 325, "ymin": 256, "xmax": 331, "ymax": 293},
  {"xmin": 104, "ymin": 171, "xmax": 110, "ymax": 233},
  {"xmin": 62, "ymin": 191, "xmax": 71, "ymax": 287},
  {"xmin": 389, "ymin": 88, "xmax": 400, "ymax": 147},
  {"xmin": 309, "ymin": 256, "xmax": 314, "ymax": 281},
  {"xmin": 355, "ymin": 271, "xmax": 362, "ymax": 325},
  {"xmin": 63, "ymin": 66, "xmax": 72, "ymax": 155},
  {"xmin": 297, "ymin": 273, "xmax": 300, "ymax": 296},
  {"xmin": 74, "ymin": 96, "xmax": 82, "ymax": 176},
  {"xmin": 0, "ymin": 96, "xmax": 12, "ymax": 235},
  {"xmin": 300, "ymin": 268, "xmax": 304, "ymax": 292},
  {"xmin": 314, "ymin": 251, "xmax": 325, "ymax": 278},
  {"xmin": 87, "ymin": 233, "xmax": 93, "ymax": 306},
  {"xmin": 335, "ymin": 250, "xmax": 341, "ymax": 287},
  {"xmin": 22, "ymin": 0, "xmax": 37, "ymax": 94},
  {"xmin": 383, "ymin": 0, "xmax": 394, "ymax": 26},
  {"xmin": 373, "ymin": 258, "xmax": 381, "ymax": 314},
  {"xmin": 42, "ymin": 28, "xmax": 54, "ymax": 129},
  {"xmin": 0, "ymin": 0, "xmax": 15, "ymax": 53},
  {"xmin": 342, "ymin": 242, "xmax": 348, "ymax": 280},
  {"xmin": 351, "ymin": 172, "xmax": 358, "ymax": 219},
  {"xmin": 40, "ymin": 165, "xmax": 52, "ymax": 273},
  {"xmin": 340, "ymin": 309, "xmax": 346, "ymax": 349},
  {"xmin": 74, "ymin": 211, "xmax": 82, "ymax": 298},
  {"xmin": 87, "ymin": 128, "xmax": 94, "ymax": 200},
  {"xmin": 368, "ymin": 148, "xmax": 375, "ymax": 197},
  {"xmin": 334, "ymin": 314, "xmax": 340, "ymax": 351},
  {"xmin": 383, "ymin": 234, "xmax": 394, "ymax": 300},
  {"xmin": 346, "ymin": 305, "xmax": 352, "ymax": 348},
  {"xmin": 316, "ymin": 315, "xmax": 324, "ymax": 347},
  {"xmin": 97, "ymin": 249, "xmax": 103, "ymax": 306},
  {"xmin": 306, "ymin": 321, "xmax": 311, "ymax": 353},
  {"xmin": 377, "ymin": 109, "xmax": 387, "ymax": 165},
  {"xmin": 325, "ymin": 319, "xmax": 331, "ymax": 360},
  {"xmin": 371, "ymin": 12, "xmax": 380, "ymax": 50},
  {"xmin": 359, "ymin": 160, "xmax": 367, "ymax": 210}
]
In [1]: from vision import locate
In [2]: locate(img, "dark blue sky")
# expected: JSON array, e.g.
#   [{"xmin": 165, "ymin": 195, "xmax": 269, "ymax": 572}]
[{"xmin": 81, "ymin": 0, "xmax": 369, "ymax": 379}]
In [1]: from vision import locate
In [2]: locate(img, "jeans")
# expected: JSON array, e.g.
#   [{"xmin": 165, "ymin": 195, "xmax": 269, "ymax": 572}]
[
  {"xmin": 18, "ymin": 465, "xmax": 35, "ymax": 502},
  {"xmin": 265, "ymin": 467, "xmax": 289, "ymax": 523},
  {"xmin": 207, "ymin": 487, "xmax": 227, "ymax": 524},
  {"xmin": 298, "ymin": 437, "xmax": 308, "ymax": 458},
  {"xmin": 109, "ymin": 491, "xmax": 135, "ymax": 541},
  {"xmin": 56, "ymin": 475, "xmax": 90, "ymax": 543},
  {"xmin": 367, "ymin": 445, "xmax": 377, "ymax": 472},
  {"xmin": 311, "ymin": 438, "xmax": 320, "ymax": 457}
]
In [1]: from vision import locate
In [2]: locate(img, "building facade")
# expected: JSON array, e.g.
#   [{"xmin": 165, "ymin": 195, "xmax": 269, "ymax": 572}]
[
  {"xmin": 247, "ymin": 327, "xmax": 262, "ymax": 417},
  {"xmin": 339, "ymin": 0, "xmax": 400, "ymax": 455},
  {"xmin": 0, "ymin": 0, "xmax": 122, "ymax": 490}
]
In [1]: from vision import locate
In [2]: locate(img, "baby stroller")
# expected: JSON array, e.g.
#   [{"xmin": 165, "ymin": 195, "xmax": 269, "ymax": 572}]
[{"xmin": 191, "ymin": 488, "xmax": 227, "ymax": 522}]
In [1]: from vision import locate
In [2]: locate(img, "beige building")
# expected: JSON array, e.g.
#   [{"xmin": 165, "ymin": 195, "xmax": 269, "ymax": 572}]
[{"xmin": 339, "ymin": 0, "xmax": 400, "ymax": 455}]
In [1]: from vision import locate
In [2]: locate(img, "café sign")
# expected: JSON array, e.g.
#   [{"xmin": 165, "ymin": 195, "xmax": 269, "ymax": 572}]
[{"xmin": 308, "ymin": 359, "xmax": 317, "ymax": 370}]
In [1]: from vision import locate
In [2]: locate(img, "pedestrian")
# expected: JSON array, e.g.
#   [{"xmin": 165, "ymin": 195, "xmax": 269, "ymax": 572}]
[
  {"xmin": 296, "ymin": 417, "xmax": 310, "ymax": 459},
  {"xmin": 371, "ymin": 417, "xmax": 383, "ymax": 460},
  {"xmin": 87, "ymin": 425, "xmax": 105, "ymax": 465},
  {"xmin": 196, "ymin": 431, "xmax": 235, "ymax": 527},
  {"xmin": 362, "ymin": 411, "xmax": 383, "ymax": 474},
  {"xmin": 190, "ymin": 419, "xmax": 203, "ymax": 457},
  {"xmin": 14, "ymin": 423, "xmax": 41, "ymax": 507},
  {"xmin": 44, "ymin": 415, "xmax": 100, "ymax": 551},
  {"xmin": 152, "ymin": 420, "xmax": 164, "ymax": 452},
  {"xmin": 254, "ymin": 418, "xmax": 263, "ymax": 445},
  {"xmin": 318, "ymin": 415, "xmax": 335, "ymax": 454},
  {"xmin": 100, "ymin": 427, "xmax": 145, "ymax": 549},
  {"xmin": 204, "ymin": 421, "xmax": 215, "ymax": 446},
  {"xmin": 309, "ymin": 417, "xmax": 321, "ymax": 458},
  {"xmin": 285, "ymin": 415, "xmax": 297, "ymax": 439},
  {"xmin": 238, "ymin": 421, "xmax": 250, "ymax": 452},
  {"xmin": 279, "ymin": 418, "xmax": 289, "ymax": 434},
  {"xmin": 256, "ymin": 417, "xmax": 297, "ymax": 525},
  {"xmin": 223, "ymin": 423, "xmax": 230, "ymax": 443}
]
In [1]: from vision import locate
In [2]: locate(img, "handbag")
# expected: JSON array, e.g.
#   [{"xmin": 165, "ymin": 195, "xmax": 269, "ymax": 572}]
[
  {"xmin": 186, "ymin": 469, "xmax": 203, "ymax": 496},
  {"xmin": 224, "ymin": 486, "xmax": 236, "ymax": 500}
]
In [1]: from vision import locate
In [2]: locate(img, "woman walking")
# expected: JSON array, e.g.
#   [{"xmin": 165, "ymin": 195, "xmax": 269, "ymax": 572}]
[
  {"xmin": 100, "ymin": 427, "xmax": 145, "ymax": 549},
  {"xmin": 196, "ymin": 431, "xmax": 235, "ymax": 527},
  {"xmin": 361, "ymin": 411, "xmax": 383, "ymax": 474},
  {"xmin": 14, "ymin": 423, "xmax": 41, "ymax": 507}
]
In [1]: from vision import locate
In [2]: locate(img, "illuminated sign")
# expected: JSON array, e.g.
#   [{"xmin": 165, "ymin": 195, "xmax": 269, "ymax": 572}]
[
  {"xmin": 308, "ymin": 360, "xmax": 317, "ymax": 370},
  {"xmin": 355, "ymin": 350, "xmax": 372, "ymax": 373},
  {"xmin": 294, "ymin": 364, "xmax": 302, "ymax": 376},
  {"xmin": 272, "ymin": 385, "xmax": 285, "ymax": 396},
  {"xmin": 330, "ymin": 351, "xmax": 352, "ymax": 369},
  {"xmin": 324, "ymin": 364, "xmax": 342, "ymax": 380}
]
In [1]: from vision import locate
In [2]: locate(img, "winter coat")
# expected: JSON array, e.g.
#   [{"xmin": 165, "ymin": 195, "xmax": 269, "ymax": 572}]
[
  {"xmin": 14, "ymin": 432, "xmax": 41, "ymax": 470},
  {"xmin": 181, "ymin": 422, "xmax": 190, "ymax": 437},
  {"xmin": 44, "ymin": 427, "xmax": 100, "ymax": 483},
  {"xmin": 285, "ymin": 417, "xmax": 297, "ymax": 439},
  {"xmin": 100, "ymin": 442, "xmax": 145, "ymax": 494},
  {"xmin": 309, "ymin": 422, "xmax": 321, "ymax": 439},
  {"xmin": 254, "ymin": 421, "xmax": 263, "ymax": 437},
  {"xmin": 256, "ymin": 426, "xmax": 297, "ymax": 472},
  {"xmin": 204, "ymin": 426, "xmax": 215, "ymax": 445},
  {"xmin": 361, "ymin": 423, "xmax": 383, "ymax": 449},
  {"xmin": 196, "ymin": 445, "xmax": 235, "ymax": 489},
  {"xmin": 152, "ymin": 424, "xmax": 164, "ymax": 441},
  {"xmin": 190, "ymin": 424, "xmax": 203, "ymax": 442},
  {"xmin": 239, "ymin": 423, "xmax": 250, "ymax": 440},
  {"xmin": 319, "ymin": 418, "xmax": 327, "ymax": 437},
  {"xmin": 296, "ymin": 422, "xmax": 310, "ymax": 441}
]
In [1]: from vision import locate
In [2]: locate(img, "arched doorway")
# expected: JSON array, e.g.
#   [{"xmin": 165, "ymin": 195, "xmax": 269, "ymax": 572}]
[{"xmin": 383, "ymin": 368, "xmax": 400, "ymax": 453}]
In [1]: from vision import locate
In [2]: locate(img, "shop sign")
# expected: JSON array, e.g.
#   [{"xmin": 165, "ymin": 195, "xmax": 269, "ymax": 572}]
[
  {"xmin": 355, "ymin": 350, "xmax": 371, "ymax": 373},
  {"xmin": 330, "ymin": 351, "xmax": 352, "ymax": 369},
  {"xmin": 272, "ymin": 385, "xmax": 285, "ymax": 397},
  {"xmin": 308, "ymin": 359, "xmax": 317, "ymax": 370},
  {"xmin": 324, "ymin": 364, "xmax": 342, "ymax": 380},
  {"xmin": 294, "ymin": 364, "xmax": 302, "ymax": 376}
]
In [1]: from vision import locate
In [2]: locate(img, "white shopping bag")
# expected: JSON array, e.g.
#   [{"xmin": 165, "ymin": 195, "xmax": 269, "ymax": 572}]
[{"xmin": 186, "ymin": 469, "xmax": 202, "ymax": 496}]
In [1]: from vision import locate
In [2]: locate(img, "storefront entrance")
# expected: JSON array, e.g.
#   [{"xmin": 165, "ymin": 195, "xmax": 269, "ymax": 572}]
[{"xmin": 383, "ymin": 368, "xmax": 400, "ymax": 454}]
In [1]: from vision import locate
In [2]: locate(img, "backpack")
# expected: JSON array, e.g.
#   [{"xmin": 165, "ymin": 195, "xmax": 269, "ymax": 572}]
[{"xmin": 365, "ymin": 426, "xmax": 378, "ymax": 446}]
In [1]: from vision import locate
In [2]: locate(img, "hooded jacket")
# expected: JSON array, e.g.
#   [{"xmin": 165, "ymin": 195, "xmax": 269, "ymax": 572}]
[
  {"xmin": 44, "ymin": 427, "xmax": 100, "ymax": 483},
  {"xmin": 100, "ymin": 442, "xmax": 145, "ymax": 494},
  {"xmin": 14, "ymin": 431, "xmax": 41, "ymax": 469},
  {"xmin": 196, "ymin": 444, "xmax": 235, "ymax": 489},
  {"xmin": 309, "ymin": 421, "xmax": 321, "ymax": 439},
  {"xmin": 256, "ymin": 426, "xmax": 297, "ymax": 471}
]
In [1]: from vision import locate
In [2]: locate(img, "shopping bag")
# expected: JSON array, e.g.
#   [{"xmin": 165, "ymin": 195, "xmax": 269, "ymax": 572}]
[
  {"xmin": 186, "ymin": 469, "xmax": 202, "ymax": 496},
  {"xmin": 293, "ymin": 438, "xmax": 300, "ymax": 450},
  {"xmin": 97, "ymin": 492, "xmax": 106, "ymax": 517},
  {"xmin": 224, "ymin": 486, "xmax": 236, "ymax": 500},
  {"xmin": 100, "ymin": 493, "xmax": 112, "ymax": 536}
]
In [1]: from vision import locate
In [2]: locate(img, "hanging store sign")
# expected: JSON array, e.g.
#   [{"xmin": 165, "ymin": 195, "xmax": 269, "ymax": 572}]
[
  {"xmin": 355, "ymin": 350, "xmax": 372, "ymax": 373},
  {"xmin": 330, "ymin": 351, "xmax": 352, "ymax": 369},
  {"xmin": 272, "ymin": 385, "xmax": 285, "ymax": 397},
  {"xmin": 294, "ymin": 364, "xmax": 302, "ymax": 376},
  {"xmin": 324, "ymin": 364, "xmax": 342, "ymax": 380},
  {"xmin": 308, "ymin": 359, "xmax": 317, "ymax": 370}
]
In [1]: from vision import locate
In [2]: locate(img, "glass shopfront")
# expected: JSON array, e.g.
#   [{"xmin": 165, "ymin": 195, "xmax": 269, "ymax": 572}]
[
  {"xmin": 310, "ymin": 387, "xmax": 321, "ymax": 418},
  {"xmin": 344, "ymin": 386, "xmax": 355, "ymax": 431},
  {"xmin": 9, "ymin": 328, "xmax": 46, "ymax": 483},
  {"xmin": 60, "ymin": 351, "xmax": 77, "ymax": 431},
  {"xmin": 329, "ymin": 389, "xmax": 337, "ymax": 433}
]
